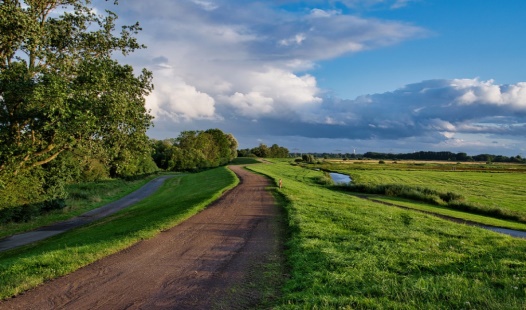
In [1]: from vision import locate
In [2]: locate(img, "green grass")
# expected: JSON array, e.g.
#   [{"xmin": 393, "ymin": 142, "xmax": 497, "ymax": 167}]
[
  {"xmin": 0, "ymin": 167, "xmax": 238, "ymax": 300},
  {"xmin": 248, "ymin": 160, "xmax": 526, "ymax": 309},
  {"xmin": 319, "ymin": 161, "xmax": 526, "ymax": 216},
  {"xmin": 0, "ymin": 175, "xmax": 161, "ymax": 239},
  {"xmin": 369, "ymin": 196, "xmax": 526, "ymax": 232}
]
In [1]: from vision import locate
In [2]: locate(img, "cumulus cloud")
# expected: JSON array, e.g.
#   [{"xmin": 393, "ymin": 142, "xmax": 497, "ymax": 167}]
[
  {"xmin": 452, "ymin": 79, "xmax": 526, "ymax": 108},
  {"xmin": 102, "ymin": 1, "xmax": 526, "ymax": 155},
  {"xmin": 147, "ymin": 70, "xmax": 217, "ymax": 122},
  {"xmin": 108, "ymin": 0, "xmax": 425, "ymax": 124},
  {"xmin": 316, "ymin": 79, "xmax": 526, "ymax": 142}
]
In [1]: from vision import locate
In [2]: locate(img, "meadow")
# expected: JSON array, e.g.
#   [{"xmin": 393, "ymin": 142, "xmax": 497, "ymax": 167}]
[
  {"xmin": 248, "ymin": 160, "xmax": 526, "ymax": 309},
  {"xmin": 0, "ymin": 167, "xmax": 238, "ymax": 299},
  {"xmin": 314, "ymin": 160, "xmax": 526, "ymax": 225}
]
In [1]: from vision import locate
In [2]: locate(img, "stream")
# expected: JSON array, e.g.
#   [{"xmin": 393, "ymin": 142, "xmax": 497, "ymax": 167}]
[
  {"xmin": 327, "ymin": 171, "xmax": 525, "ymax": 239},
  {"xmin": 329, "ymin": 172, "xmax": 352, "ymax": 184}
]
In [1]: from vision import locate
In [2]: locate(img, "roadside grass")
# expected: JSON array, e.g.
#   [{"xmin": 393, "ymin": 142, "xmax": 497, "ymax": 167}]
[
  {"xmin": 367, "ymin": 195, "xmax": 526, "ymax": 232},
  {"xmin": 0, "ymin": 167, "xmax": 238, "ymax": 300},
  {"xmin": 0, "ymin": 175, "xmax": 161, "ymax": 239},
  {"xmin": 248, "ymin": 160, "xmax": 526, "ymax": 309}
]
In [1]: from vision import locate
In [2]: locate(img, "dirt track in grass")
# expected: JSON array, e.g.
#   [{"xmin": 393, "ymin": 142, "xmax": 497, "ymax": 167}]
[{"xmin": 1, "ymin": 165, "xmax": 284, "ymax": 310}]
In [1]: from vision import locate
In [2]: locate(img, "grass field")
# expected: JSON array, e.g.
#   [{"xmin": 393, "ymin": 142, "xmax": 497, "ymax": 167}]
[
  {"xmin": 313, "ymin": 160, "xmax": 526, "ymax": 222},
  {"xmin": 0, "ymin": 167, "xmax": 238, "ymax": 300},
  {"xmin": 248, "ymin": 160, "xmax": 526, "ymax": 309},
  {"xmin": 0, "ymin": 175, "xmax": 161, "ymax": 239}
]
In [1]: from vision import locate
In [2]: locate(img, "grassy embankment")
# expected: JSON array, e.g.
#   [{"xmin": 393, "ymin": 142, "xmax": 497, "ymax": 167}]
[
  {"xmin": 0, "ymin": 175, "xmax": 161, "ymax": 239},
  {"xmin": 312, "ymin": 160, "xmax": 526, "ymax": 230},
  {"xmin": 248, "ymin": 160, "xmax": 526, "ymax": 309},
  {"xmin": 0, "ymin": 167, "xmax": 238, "ymax": 300}
]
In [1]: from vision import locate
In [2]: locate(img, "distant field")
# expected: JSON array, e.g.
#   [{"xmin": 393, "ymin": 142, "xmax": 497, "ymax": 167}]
[
  {"xmin": 249, "ymin": 160, "xmax": 526, "ymax": 309},
  {"xmin": 316, "ymin": 160, "xmax": 526, "ymax": 217}
]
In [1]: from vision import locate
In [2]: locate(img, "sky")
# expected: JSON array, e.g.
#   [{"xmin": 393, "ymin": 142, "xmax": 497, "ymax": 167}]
[{"xmin": 96, "ymin": 0, "xmax": 526, "ymax": 156}]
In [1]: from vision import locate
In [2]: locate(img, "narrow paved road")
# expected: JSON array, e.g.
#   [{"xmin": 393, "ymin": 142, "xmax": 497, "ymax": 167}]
[
  {"xmin": 1, "ymin": 165, "xmax": 282, "ymax": 309},
  {"xmin": 0, "ymin": 175, "xmax": 175, "ymax": 252}
]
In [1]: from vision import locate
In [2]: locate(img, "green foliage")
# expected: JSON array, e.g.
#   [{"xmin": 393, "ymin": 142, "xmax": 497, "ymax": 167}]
[
  {"xmin": 301, "ymin": 154, "xmax": 316, "ymax": 163},
  {"xmin": 238, "ymin": 143, "xmax": 290, "ymax": 158},
  {"xmin": 151, "ymin": 129, "xmax": 238, "ymax": 171},
  {"xmin": 0, "ymin": 0, "xmax": 154, "ymax": 213},
  {"xmin": 314, "ymin": 172, "xmax": 334, "ymax": 186}
]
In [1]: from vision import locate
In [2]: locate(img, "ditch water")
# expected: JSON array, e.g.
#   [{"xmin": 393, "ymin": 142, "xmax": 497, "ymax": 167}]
[
  {"xmin": 482, "ymin": 226, "xmax": 526, "ymax": 239},
  {"xmin": 325, "ymin": 171, "xmax": 526, "ymax": 239},
  {"xmin": 329, "ymin": 172, "xmax": 352, "ymax": 185}
]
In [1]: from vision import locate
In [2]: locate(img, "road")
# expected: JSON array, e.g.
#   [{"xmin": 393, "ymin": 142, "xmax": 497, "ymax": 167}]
[
  {"xmin": 0, "ymin": 175, "xmax": 175, "ymax": 252},
  {"xmin": 1, "ymin": 165, "xmax": 283, "ymax": 309}
]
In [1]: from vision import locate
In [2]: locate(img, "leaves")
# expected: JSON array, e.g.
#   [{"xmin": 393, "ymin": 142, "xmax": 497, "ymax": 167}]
[{"xmin": 0, "ymin": 0, "xmax": 153, "ymax": 207}]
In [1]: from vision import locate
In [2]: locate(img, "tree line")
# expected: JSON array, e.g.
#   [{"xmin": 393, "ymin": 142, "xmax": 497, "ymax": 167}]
[
  {"xmin": 151, "ymin": 129, "xmax": 238, "ymax": 171},
  {"xmin": 362, "ymin": 151, "xmax": 524, "ymax": 163},
  {"xmin": 290, "ymin": 151, "xmax": 524, "ymax": 163},
  {"xmin": 237, "ymin": 143, "xmax": 290, "ymax": 158}
]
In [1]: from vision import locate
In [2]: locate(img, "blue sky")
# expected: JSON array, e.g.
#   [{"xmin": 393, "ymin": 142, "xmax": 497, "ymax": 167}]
[{"xmin": 99, "ymin": 0, "xmax": 526, "ymax": 156}]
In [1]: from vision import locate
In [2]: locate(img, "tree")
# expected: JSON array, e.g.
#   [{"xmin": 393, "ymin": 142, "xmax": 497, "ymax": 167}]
[
  {"xmin": 252, "ymin": 143, "xmax": 269, "ymax": 158},
  {"xmin": 0, "ymin": 0, "xmax": 153, "ymax": 176},
  {"xmin": 152, "ymin": 129, "xmax": 237, "ymax": 171}
]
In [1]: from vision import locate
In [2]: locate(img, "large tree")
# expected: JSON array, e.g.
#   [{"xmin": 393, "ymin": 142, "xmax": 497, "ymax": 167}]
[{"xmin": 0, "ymin": 0, "xmax": 153, "ymax": 176}]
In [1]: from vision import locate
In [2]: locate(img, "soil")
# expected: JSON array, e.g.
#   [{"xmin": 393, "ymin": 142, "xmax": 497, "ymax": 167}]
[{"xmin": 1, "ymin": 165, "xmax": 284, "ymax": 310}]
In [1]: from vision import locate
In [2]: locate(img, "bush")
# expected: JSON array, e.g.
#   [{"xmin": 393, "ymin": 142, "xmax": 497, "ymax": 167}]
[{"xmin": 314, "ymin": 172, "xmax": 334, "ymax": 186}]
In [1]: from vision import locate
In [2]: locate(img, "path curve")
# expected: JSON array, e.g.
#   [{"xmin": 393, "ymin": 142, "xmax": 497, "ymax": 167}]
[
  {"xmin": 0, "ymin": 175, "xmax": 176, "ymax": 252},
  {"xmin": 1, "ymin": 165, "xmax": 282, "ymax": 309}
]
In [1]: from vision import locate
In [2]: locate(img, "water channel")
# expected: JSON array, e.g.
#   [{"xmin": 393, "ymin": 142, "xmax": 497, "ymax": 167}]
[
  {"xmin": 327, "ymin": 171, "xmax": 525, "ymax": 239},
  {"xmin": 329, "ymin": 172, "xmax": 352, "ymax": 185}
]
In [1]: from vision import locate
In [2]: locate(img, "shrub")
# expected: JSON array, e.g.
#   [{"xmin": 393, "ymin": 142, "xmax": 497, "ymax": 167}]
[{"xmin": 314, "ymin": 172, "xmax": 334, "ymax": 186}]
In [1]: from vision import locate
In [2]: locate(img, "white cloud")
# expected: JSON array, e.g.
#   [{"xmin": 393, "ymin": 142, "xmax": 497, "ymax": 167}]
[
  {"xmin": 221, "ymin": 67, "xmax": 322, "ymax": 119},
  {"xmin": 102, "ymin": 1, "xmax": 526, "ymax": 155},
  {"xmin": 310, "ymin": 8, "xmax": 340, "ymax": 18},
  {"xmin": 224, "ymin": 92, "xmax": 274, "ymax": 117},
  {"xmin": 147, "ymin": 71, "xmax": 217, "ymax": 122},
  {"xmin": 279, "ymin": 33, "xmax": 307, "ymax": 46},
  {"xmin": 452, "ymin": 78, "xmax": 526, "ymax": 108},
  {"xmin": 191, "ymin": 0, "xmax": 218, "ymax": 11},
  {"xmin": 109, "ymin": 0, "xmax": 426, "ymax": 126}
]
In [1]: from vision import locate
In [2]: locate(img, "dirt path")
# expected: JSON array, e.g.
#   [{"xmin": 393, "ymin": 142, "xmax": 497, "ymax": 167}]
[{"xmin": 1, "ymin": 165, "xmax": 283, "ymax": 309}]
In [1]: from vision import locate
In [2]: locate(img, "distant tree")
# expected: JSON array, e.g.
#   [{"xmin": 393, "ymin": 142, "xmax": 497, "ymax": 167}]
[
  {"xmin": 240, "ymin": 143, "xmax": 289, "ymax": 158},
  {"xmin": 252, "ymin": 143, "xmax": 269, "ymax": 158},
  {"xmin": 152, "ymin": 129, "xmax": 237, "ymax": 171},
  {"xmin": 302, "ymin": 154, "xmax": 316, "ymax": 163}
]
